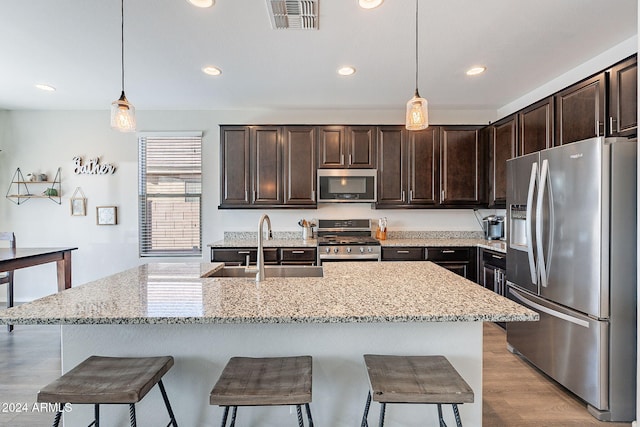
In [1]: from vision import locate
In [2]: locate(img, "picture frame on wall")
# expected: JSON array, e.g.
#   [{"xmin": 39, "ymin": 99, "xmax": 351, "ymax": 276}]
[
  {"xmin": 96, "ymin": 206, "xmax": 117, "ymax": 225},
  {"xmin": 70, "ymin": 187, "xmax": 87, "ymax": 216}
]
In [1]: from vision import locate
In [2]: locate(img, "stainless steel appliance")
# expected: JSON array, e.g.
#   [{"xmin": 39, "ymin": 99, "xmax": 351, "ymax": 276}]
[
  {"xmin": 506, "ymin": 137, "xmax": 637, "ymax": 421},
  {"xmin": 482, "ymin": 215, "xmax": 504, "ymax": 240},
  {"xmin": 316, "ymin": 219, "xmax": 381, "ymax": 264},
  {"xmin": 480, "ymin": 249, "xmax": 507, "ymax": 328},
  {"xmin": 317, "ymin": 169, "xmax": 377, "ymax": 203}
]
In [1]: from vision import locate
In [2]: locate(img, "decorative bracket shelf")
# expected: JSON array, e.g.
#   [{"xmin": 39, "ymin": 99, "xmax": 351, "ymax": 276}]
[{"xmin": 6, "ymin": 167, "xmax": 62, "ymax": 205}]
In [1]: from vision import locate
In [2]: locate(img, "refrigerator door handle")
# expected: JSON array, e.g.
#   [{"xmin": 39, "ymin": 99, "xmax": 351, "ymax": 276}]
[
  {"xmin": 536, "ymin": 159, "xmax": 549, "ymax": 288},
  {"xmin": 508, "ymin": 287, "xmax": 590, "ymax": 328},
  {"xmin": 525, "ymin": 162, "xmax": 538, "ymax": 284}
]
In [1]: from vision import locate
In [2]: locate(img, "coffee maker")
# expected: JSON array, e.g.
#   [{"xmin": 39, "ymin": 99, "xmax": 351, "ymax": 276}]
[{"xmin": 483, "ymin": 215, "xmax": 504, "ymax": 240}]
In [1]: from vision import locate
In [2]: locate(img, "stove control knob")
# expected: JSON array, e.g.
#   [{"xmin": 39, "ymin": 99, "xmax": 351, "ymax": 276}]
[
  {"xmin": 324, "ymin": 247, "xmax": 330, "ymax": 254},
  {"xmin": 359, "ymin": 247, "xmax": 365, "ymax": 253},
  {"xmin": 346, "ymin": 247, "xmax": 352, "ymax": 253},
  {"xmin": 367, "ymin": 247, "xmax": 373, "ymax": 252},
  {"xmin": 333, "ymin": 247, "xmax": 339, "ymax": 254}
]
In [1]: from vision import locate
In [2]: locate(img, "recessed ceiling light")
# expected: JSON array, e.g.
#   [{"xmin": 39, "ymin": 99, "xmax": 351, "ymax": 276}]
[
  {"xmin": 202, "ymin": 66, "xmax": 222, "ymax": 76},
  {"xmin": 187, "ymin": 0, "xmax": 214, "ymax": 7},
  {"xmin": 359, "ymin": 0, "xmax": 383, "ymax": 9},
  {"xmin": 466, "ymin": 66, "xmax": 486, "ymax": 76},
  {"xmin": 337, "ymin": 66, "xmax": 356, "ymax": 76},
  {"xmin": 35, "ymin": 84, "xmax": 56, "ymax": 92}
]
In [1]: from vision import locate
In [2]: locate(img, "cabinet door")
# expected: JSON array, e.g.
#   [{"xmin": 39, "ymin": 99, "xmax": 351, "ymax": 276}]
[
  {"xmin": 318, "ymin": 126, "xmax": 345, "ymax": 168},
  {"xmin": 439, "ymin": 127, "xmax": 484, "ymax": 205},
  {"xmin": 489, "ymin": 116, "xmax": 516, "ymax": 207},
  {"xmin": 437, "ymin": 263, "xmax": 468, "ymax": 279},
  {"xmin": 376, "ymin": 126, "xmax": 406, "ymax": 206},
  {"xmin": 283, "ymin": 126, "xmax": 316, "ymax": 205},
  {"xmin": 609, "ymin": 56, "xmax": 637, "ymax": 137},
  {"xmin": 408, "ymin": 127, "xmax": 439, "ymax": 205},
  {"xmin": 381, "ymin": 247, "xmax": 424, "ymax": 261},
  {"xmin": 252, "ymin": 127, "xmax": 283, "ymax": 204},
  {"xmin": 220, "ymin": 126, "xmax": 251, "ymax": 206},
  {"xmin": 555, "ymin": 72, "xmax": 606, "ymax": 146},
  {"xmin": 346, "ymin": 126, "xmax": 377, "ymax": 168},
  {"xmin": 518, "ymin": 96, "xmax": 554, "ymax": 155}
]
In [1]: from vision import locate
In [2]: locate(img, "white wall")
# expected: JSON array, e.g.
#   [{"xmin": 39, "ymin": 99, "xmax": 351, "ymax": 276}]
[{"xmin": 0, "ymin": 107, "xmax": 495, "ymax": 302}]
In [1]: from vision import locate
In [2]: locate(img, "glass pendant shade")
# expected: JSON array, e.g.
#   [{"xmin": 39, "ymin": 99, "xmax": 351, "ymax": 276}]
[
  {"xmin": 110, "ymin": 91, "xmax": 136, "ymax": 132},
  {"xmin": 405, "ymin": 90, "xmax": 429, "ymax": 130}
]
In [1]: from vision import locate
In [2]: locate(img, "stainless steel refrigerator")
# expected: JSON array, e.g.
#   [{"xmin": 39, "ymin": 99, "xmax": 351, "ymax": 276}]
[{"xmin": 505, "ymin": 136, "xmax": 637, "ymax": 422}]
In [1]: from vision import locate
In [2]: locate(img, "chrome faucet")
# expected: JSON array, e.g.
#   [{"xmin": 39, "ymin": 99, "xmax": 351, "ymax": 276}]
[{"xmin": 246, "ymin": 214, "xmax": 272, "ymax": 282}]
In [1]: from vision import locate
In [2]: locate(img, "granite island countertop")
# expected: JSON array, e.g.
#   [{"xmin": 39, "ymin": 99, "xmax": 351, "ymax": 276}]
[{"xmin": 0, "ymin": 261, "xmax": 535, "ymax": 325}]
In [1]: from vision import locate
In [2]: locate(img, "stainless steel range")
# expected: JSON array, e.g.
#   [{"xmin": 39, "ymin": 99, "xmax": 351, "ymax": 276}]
[{"xmin": 316, "ymin": 219, "xmax": 381, "ymax": 264}]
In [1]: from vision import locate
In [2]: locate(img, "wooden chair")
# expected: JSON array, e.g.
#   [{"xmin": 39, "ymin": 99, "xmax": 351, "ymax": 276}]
[
  {"xmin": 210, "ymin": 356, "xmax": 314, "ymax": 427},
  {"xmin": 37, "ymin": 355, "xmax": 178, "ymax": 427},
  {"xmin": 0, "ymin": 232, "xmax": 16, "ymax": 332},
  {"xmin": 361, "ymin": 354, "xmax": 474, "ymax": 427}
]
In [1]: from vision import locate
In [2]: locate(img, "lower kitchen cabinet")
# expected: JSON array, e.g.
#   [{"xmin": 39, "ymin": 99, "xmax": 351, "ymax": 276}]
[
  {"xmin": 211, "ymin": 247, "xmax": 317, "ymax": 266},
  {"xmin": 478, "ymin": 248, "xmax": 506, "ymax": 296},
  {"xmin": 280, "ymin": 247, "xmax": 317, "ymax": 265},
  {"xmin": 426, "ymin": 247, "xmax": 476, "ymax": 281},
  {"xmin": 381, "ymin": 247, "xmax": 424, "ymax": 261}
]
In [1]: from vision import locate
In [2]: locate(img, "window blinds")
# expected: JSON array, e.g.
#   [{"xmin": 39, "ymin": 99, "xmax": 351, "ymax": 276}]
[{"xmin": 138, "ymin": 132, "xmax": 202, "ymax": 257}]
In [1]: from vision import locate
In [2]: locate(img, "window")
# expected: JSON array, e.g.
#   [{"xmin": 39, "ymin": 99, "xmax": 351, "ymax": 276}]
[{"xmin": 138, "ymin": 132, "xmax": 202, "ymax": 257}]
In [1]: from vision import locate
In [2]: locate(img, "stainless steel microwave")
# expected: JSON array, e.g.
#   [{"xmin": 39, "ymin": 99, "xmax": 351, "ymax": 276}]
[{"xmin": 317, "ymin": 169, "xmax": 377, "ymax": 203}]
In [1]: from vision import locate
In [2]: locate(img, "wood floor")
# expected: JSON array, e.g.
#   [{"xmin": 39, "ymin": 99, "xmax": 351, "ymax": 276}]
[{"xmin": 0, "ymin": 323, "xmax": 633, "ymax": 426}]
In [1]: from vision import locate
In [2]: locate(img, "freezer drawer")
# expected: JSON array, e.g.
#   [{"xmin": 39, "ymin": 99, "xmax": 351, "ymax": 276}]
[{"xmin": 506, "ymin": 286, "xmax": 608, "ymax": 412}]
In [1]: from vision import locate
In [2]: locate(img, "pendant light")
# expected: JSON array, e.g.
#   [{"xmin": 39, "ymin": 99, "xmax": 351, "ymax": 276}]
[
  {"xmin": 110, "ymin": 0, "xmax": 136, "ymax": 132},
  {"xmin": 405, "ymin": 0, "xmax": 428, "ymax": 131}
]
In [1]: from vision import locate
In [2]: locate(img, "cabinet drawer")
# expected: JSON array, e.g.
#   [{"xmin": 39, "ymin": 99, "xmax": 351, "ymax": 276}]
[
  {"xmin": 481, "ymin": 249, "xmax": 506, "ymax": 269},
  {"xmin": 382, "ymin": 247, "xmax": 425, "ymax": 261},
  {"xmin": 281, "ymin": 248, "xmax": 317, "ymax": 262},
  {"xmin": 211, "ymin": 248, "xmax": 279, "ymax": 264},
  {"xmin": 426, "ymin": 247, "xmax": 470, "ymax": 262}
]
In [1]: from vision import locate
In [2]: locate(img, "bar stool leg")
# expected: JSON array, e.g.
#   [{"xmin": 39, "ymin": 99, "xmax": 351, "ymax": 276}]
[
  {"xmin": 305, "ymin": 402, "xmax": 314, "ymax": 427},
  {"xmin": 52, "ymin": 408, "xmax": 63, "ymax": 427},
  {"xmin": 158, "ymin": 379, "xmax": 179, "ymax": 426},
  {"xmin": 452, "ymin": 404, "xmax": 462, "ymax": 427},
  {"xmin": 437, "ymin": 403, "xmax": 447, "ymax": 427},
  {"xmin": 129, "ymin": 404, "xmax": 137, "ymax": 427},
  {"xmin": 361, "ymin": 391, "xmax": 372, "ymax": 427},
  {"xmin": 378, "ymin": 402, "xmax": 386, "ymax": 427},
  {"xmin": 296, "ymin": 405, "xmax": 304, "ymax": 427}
]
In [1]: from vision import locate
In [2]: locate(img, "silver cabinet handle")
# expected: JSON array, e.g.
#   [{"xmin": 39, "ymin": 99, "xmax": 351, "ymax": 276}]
[
  {"xmin": 441, "ymin": 190, "xmax": 446, "ymax": 201},
  {"xmin": 409, "ymin": 190, "xmax": 413, "ymax": 202},
  {"xmin": 292, "ymin": 250, "xmax": 305, "ymax": 254},
  {"xmin": 349, "ymin": 154, "xmax": 352, "ymax": 165},
  {"xmin": 401, "ymin": 190, "xmax": 405, "ymax": 201},
  {"xmin": 491, "ymin": 254, "xmax": 504, "ymax": 260},
  {"xmin": 396, "ymin": 250, "xmax": 410, "ymax": 254},
  {"xmin": 340, "ymin": 154, "xmax": 344, "ymax": 165},
  {"xmin": 237, "ymin": 251, "xmax": 250, "ymax": 254},
  {"xmin": 441, "ymin": 250, "xmax": 455, "ymax": 254}
]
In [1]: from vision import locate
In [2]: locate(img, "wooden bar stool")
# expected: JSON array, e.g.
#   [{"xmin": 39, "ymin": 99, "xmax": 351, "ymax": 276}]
[
  {"xmin": 360, "ymin": 354, "xmax": 474, "ymax": 427},
  {"xmin": 210, "ymin": 356, "xmax": 314, "ymax": 427},
  {"xmin": 37, "ymin": 355, "xmax": 178, "ymax": 427}
]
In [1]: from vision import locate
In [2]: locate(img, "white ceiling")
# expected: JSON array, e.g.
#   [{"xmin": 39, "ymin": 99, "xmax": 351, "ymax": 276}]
[{"xmin": 0, "ymin": 0, "xmax": 637, "ymax": 112}]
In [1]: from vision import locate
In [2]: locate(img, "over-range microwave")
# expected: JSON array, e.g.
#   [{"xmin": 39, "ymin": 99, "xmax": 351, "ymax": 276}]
[{"xmin": 317, "ymin": 169, "xmax": 377, "ymax": 203}]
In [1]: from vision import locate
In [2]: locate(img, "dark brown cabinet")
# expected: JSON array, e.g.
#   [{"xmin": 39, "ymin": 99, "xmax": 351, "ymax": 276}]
[
  {"xmin": 211, "ymin": 247, "xmax": 279, "ymax": 266},
  {"xmin": 376, "ymin": 126, "xmax": 406, "ymax": 206},
  {"xmin": 555, "ymin": 72, "xmax": 606, "ymax": 146},
  {"xmin": 220, "ymin": 125, "xmax": 316, "ymax": 208},
  {"xmin": 280, "ymin": 247, "xmax": 317, "ymax": 265},
  {"xmin": 408, "ymin": 127, "xmax": 439, "ymax": 205},
  {"xmin": 318, "ymin": 126, "xmax": 376, "ymax": 168},
  {"xmin": 439, "ymin": 127, "xmax": 485, "ymax": 206},
  {"xmin": 283, "ymin": 126, "xmax": 316, "ymax": 205},
  {"xmin": 381, "ymin": 247, "xmax": 424, "ymax": 261},
  {"xmin": 518, "ymin": 96, "xmax": 554, "ymax": 155},
  {"xmin": 426, "ymin": 247, "xmax": 476, "ymax": 281},
  {"xmin": 487, "ymin": 116, "xmax": 516, "ymax": 207},
  {"xmin": 608, "ymin": 55, "xmax": 637, "ymax": 137}
]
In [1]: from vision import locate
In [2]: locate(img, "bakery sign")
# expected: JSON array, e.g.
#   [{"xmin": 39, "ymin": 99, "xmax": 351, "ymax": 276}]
[{"xmin": 73, "ymin": 156, "xmax": 116, "ymax": 175}]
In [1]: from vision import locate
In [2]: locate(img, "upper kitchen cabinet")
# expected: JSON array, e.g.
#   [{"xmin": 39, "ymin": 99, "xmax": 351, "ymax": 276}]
[
  {"xmin": 518, "ymin": 96, "xmax": 554, "ymax": 155},
  {"xmin": 318, "ymin": 125, "xmax": 376, "ymax": 168},
  {"xmin": 608, "ymin": 55, "xmax": 637, "ymax": 137},
  {"xmin": 220, "ymin": 125, "xmax": 314, "ymax": 208},
  {"xmin": 555, "ymin": 72, "xmax": 606, "ymax": 146},
  {"xmin": 375, "ymin": 126, "xmax": 439, "ymax": 208},
  {"xmin": 439, "ymin": 126, "xmax": 485, "ymax": 206},
  {"xmin": 488, "ymin": 115, "xmax": 517, "ymax": 207},
  {"xmin": 283, "ymin": 126, "xmax": 316, "ymax": 205}
]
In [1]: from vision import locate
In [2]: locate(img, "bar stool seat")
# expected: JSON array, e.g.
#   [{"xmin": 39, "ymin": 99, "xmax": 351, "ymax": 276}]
[
  {"xmin": 210, "ymin": 356, "xmax": 314, "ymax": 427},
  {"xmin": 37, "ymin": 355, "xmax": 178, "ymax": 427},
  {"xmin": 361, "ymin": 354, "xmax": 474, "ymax": 427}
]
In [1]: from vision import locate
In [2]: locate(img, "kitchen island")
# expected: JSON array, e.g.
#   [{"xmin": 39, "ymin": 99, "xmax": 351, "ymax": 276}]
[{"xmin": 0, "ymin": 261, "xmax": 537, "ymax": 427}]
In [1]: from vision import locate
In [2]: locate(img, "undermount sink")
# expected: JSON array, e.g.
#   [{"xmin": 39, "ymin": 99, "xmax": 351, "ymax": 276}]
[{"xmin": 208, "ymin": 265, "xmax": 324, "ymax": 278}]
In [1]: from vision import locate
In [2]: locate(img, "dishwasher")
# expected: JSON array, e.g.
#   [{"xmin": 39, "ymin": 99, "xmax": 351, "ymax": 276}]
[{"xmin": 480, "ymin": 249, "xmax": 507, "ymax": 328}]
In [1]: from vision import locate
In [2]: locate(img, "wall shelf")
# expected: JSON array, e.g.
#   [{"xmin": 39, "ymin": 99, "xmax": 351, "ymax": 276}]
[{"xmin": 6, "ymin": 167, "xmax": 62, "ymax": 205}]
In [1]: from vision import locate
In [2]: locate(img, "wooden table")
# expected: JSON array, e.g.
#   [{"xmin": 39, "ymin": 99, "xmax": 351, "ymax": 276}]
[{"xmin": 0, "ymin": 247, "xmax": 78, "ymax": 293}]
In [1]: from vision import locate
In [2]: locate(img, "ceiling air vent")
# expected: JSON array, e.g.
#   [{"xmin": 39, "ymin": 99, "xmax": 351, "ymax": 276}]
[{"xmin": 266, "ymin": 0, "xmax": 318, "ymax": 30}]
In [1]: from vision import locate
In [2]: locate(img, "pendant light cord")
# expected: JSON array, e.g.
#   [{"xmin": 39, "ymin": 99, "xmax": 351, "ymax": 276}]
[
  {"xmin": 120, "ymin": 0, "xmax": 125, "ymax": 93},
  {"xmin": 414, "ymin": 0, "xmax": 419, "ymax": 95}
]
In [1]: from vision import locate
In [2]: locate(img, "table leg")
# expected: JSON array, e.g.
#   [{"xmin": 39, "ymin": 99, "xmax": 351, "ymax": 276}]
[{"xmin": 56, "ymin": 251, "xmax": 72, "ymax": 291}]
